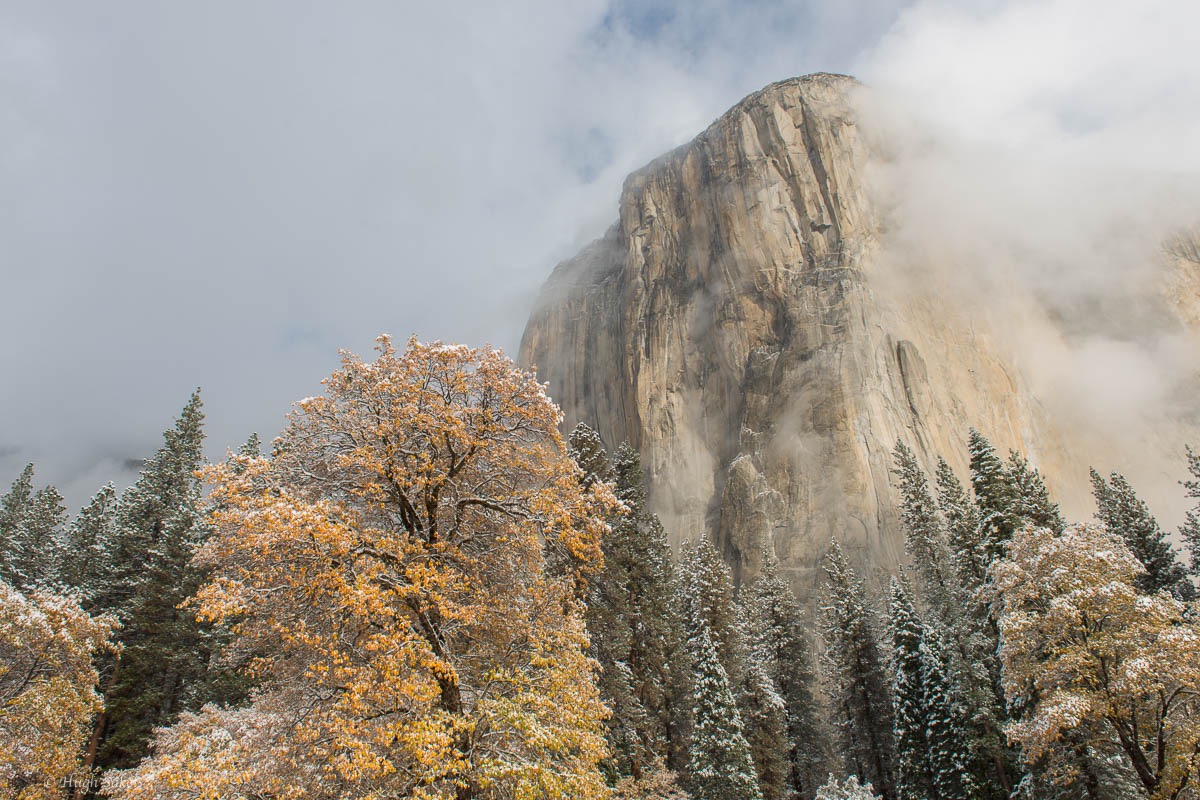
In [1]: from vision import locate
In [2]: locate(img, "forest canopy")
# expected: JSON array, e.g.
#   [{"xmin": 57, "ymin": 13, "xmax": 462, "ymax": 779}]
[{"xmin": 1, "ymin": 339, "xmax": 1199, "ymax": 800}]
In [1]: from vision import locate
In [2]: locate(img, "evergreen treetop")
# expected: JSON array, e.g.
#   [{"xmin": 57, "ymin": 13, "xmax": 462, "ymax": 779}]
[
  {"xmin": 821, "ymin": 541, "xmax": 897, "ymax": 800},
  {"xmin": 0, "ymin": 463, "xmax": 66, "ymax": 590},
  {"xmin": 686, "ymin": 622, "xmax": 763, "ymax": 800},
  {"xmin": 1091, "ymin": 468, "xmax": 1193, "ymax": 600}
]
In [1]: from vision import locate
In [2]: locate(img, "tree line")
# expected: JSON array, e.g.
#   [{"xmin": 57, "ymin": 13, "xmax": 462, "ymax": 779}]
[{"xmin": 2, "ymin": 338, "xmax": 1199, "ymax": 800}]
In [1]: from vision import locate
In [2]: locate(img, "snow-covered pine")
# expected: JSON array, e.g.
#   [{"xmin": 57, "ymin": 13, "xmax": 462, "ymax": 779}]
[
  {"xmin": 0, "ymin": 463, "xmax": 66, "ymax": 590},
  {"xmin": 737, "ymin": 627, "xmax": 790, "ymax": 800},
  {"xmin": 891, "ymin": 441, "xmax": 955, "ymax": 618},
  {"xmin": 1091, "ymin": 468, "xmax": 1194, "ymax": 600},
  {"xmin": 887, "ymin": 578, "xmax": 934, "ymax": 800},
  {"xmin": 1184, "ymin": 446, "xmax": 1200, "ymax": 577},
  {"xmin": 569, "ymin": 423, "xmax": 613, "ymax": 491},
  {"xmin": 813, "ymin": 774, "xmax": 883, "ymax": 800},
  {"xmin": 936, "ymin": 454, "xmax": 1021, "ymax": 799},
  {"xmin": 686, "ymin": 622, "xmax": 763, "ymax": 800},
  {"xmin": 90, "ymin": 390, "xmax": 223, "ymax": 771},
  {"xmin": 919, "ymin": 625, "xmax": 977, "ymax": 800},
  {"xmin": 820, "ymin": 541, "xmax": 897, "ymax": 800},
  {"xmin": 60, "ymin": 483, "xmax": 119, "ymax": 607},
  {"xmin": 581, "ymin": 439, "xmax": 685, "ymax": 780},
  {"xmin": 678, "ymin": 538, "xmax": 743, "ymax": 686},
  {"xmin": 745, "ymin": 548, "xmax": 826, "ymax": 799},
  {"xmin": 1005, "ymin": 451, "xmax": 1063, "ymax": 533},
  {"xmin": 967, "ymin": 429, "xmax": 1019, "ymax": 559},
  {"xmin": 933, "ymin": 458, "xmax": 987, "ymax": 597}
]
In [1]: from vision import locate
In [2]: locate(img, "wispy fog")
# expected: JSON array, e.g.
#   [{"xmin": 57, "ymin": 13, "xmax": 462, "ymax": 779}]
[
  {"xmin": 1, "ymin": 1, "xmax": 1196, "ymax": 525},
  {"xmin": 0, "ymin": 1, "xmax": 906, "ymax": 508},
  {"xmin": 854, "ymin": 0, "xmax": 1200, "ymax": 524}
]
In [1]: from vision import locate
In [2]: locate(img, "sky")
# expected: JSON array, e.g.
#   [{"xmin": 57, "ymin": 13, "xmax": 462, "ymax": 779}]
[{"xmin": 1, "ymin": 0, "xmax": 1198, "ymax": 513}]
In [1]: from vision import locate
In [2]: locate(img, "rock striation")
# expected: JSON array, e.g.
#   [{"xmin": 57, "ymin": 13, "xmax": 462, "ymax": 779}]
[{"xmin": 520, "ymin": 74, "xmax": 1199, "ymax": 596}]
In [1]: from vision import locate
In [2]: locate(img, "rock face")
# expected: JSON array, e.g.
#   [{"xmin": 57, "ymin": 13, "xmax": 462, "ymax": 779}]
[{"xmin": 519, "ymin": 74, "xmax": 1198, "ymax": 596}]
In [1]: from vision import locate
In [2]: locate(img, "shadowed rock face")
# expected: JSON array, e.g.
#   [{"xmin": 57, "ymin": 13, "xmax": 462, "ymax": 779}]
[{"xmin": 520, "ymin": 73, "xmax": 1196, "ymax": 597}]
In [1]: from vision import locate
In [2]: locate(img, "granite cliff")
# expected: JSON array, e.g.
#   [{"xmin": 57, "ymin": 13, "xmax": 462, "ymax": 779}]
[{"xmin": 520, "ymin": 73, "xmax": 1200, "ymax": 595}]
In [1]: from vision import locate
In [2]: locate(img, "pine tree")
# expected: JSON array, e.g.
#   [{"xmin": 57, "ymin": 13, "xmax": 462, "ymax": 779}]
[
  {"xmin": 569, "ymin": 423, "xmax": 613, "ymax": 491},
  {"xmin": 92, "ymin": 391, "xmax": 220, "ymax": 770},
  {"xmin": 1006, "ymin": 452, "xmax": 1063, "ymax": 533},
  {"xmin": 0, "ymin": 463, "xmax": 67, "ymax": 590},
  {"xmin": 969, "ymin": 430, "xmax": 1064, "ymax": 553},
  {"xmin": 888, "ymin": 579, "xmax": 934, "ymax": 800},
  {"xmin": 745, "ymin": 549, "xmax": 825, "ymax": 799},
  {"xmin": 237, "ymin": 432, "xmax": 260, "ymax": 459},
  {"xmin": 1178, "ymin": 446, "xmax": 1200, "ymax": 577},
  {"xmin": 739, "ymin": 644, "xmax": 790, "ymax": 800},
  {"xmin": 814, "ymin": 775, "xmax": 882, "ymax": 800},
  {"xmin": 579, "ymin": 439, "xmax": 684, "ymax": 781},
  {"xmin": 686, "ymin": 623, "xmax": 763, "ymax": 800},
  {"xmin": 933, "ymin": 459, "xmax": 986, "ymax": 597},
  {"xmin": 892, "ymin": 442, "xmax": 954, "ymax": 617},
  {"xmin": 936, "ymin": 456, "xmax": 1019, "ymax": 799},
  {"xmin": 1091, "ymin": 469, "xmax": 1193, "ymax": 600},
  {"xmin": 677, "ymin": 536, "xmax": 786, "ymax": 797},
  {"xmin": 59, "ymin": 483, "xmax": 119, "ymax": 608},
  {"xmin": 678, "ymin": 538, "xmax": 742, "ymax": 681},
  {"xmin": 820, "ymin": 541, "xmax": 897, "ymax": 800},
  {"xmin": 967, "ymin": 430, "xmax": 1018, "ymax": 557},
  {"xmin": 920, "ymin": 625, "xmax": 977, "ymax": 800}
]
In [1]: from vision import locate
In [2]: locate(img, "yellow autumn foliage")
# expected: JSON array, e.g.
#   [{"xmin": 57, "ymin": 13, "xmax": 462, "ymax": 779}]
[
  {"xmin": 105, "ymin": 337, "xmax": 617, "ymax": 800},
  {"xmin": 996, "ymin": 524, "xmax": 1200, "ymax": 800},
  {"xmin": 0, "ymin": 582, "xmax": 117, "ymax": 800}
]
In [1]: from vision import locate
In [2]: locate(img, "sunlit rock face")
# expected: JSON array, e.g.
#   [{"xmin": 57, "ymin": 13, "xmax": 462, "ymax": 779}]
[{"xmin": 520, "ymin": 73, "xmax": 1199, "ymax": 597}]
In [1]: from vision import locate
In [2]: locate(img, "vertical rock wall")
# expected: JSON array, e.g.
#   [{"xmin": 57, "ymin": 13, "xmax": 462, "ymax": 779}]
[{"xmin": 520, "ymin": 74, "xmax": 1189, "ymax": 596}]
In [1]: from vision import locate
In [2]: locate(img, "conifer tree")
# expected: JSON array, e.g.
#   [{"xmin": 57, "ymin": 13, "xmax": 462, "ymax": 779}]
[
  {"xmin": 745, "ymin": 550, "xmax": 825, "ymax": 799},
  {"xmin": 820, "ymin": 541, "xmax": 896, "ymax": 800},
  {"xmin": 577, "ymin": 437, "xmax": 684, "ymax": 782},
  {"xmin": 569, "ymin": 423, "xmax": 613, "ymax": 491},
  {"xmin": 739, "ymin": 646, "xmax": 790, "ymax": 800},
  {"xmin": 892, "ymin": 442, "xmax": 954, "ymax": 617},
  {"xmin": 1090, "ymin": 468, "xmax": 1193, "ymax": 600},
  {"xmin": 59, "ymin": 483, "xmax": 118, "ymax": 607},
  {"xmin": 888, "ymin": 579, "xmax": 935, "ymax": 800},
  {"xmin": 686, "ymin": 623, "xmax": 763, "ymax": 800},
  {"xmin": 0, "ymin": 463, "xmax": 66, "ymax": 589},
  {"xmin": 935, "ymin": 456, "xmax": 1020, "ymax": 799},
  {"xmin": 969, "ymin": 430, "xmax": 1063, "ymax": 552},
  {"xmin": 967, "ymin": 430, "xmax": 1018, "ymax": 556},
  {"xmin": 233, "ymin": 432, "xmax": 261, "ymax": 464},
  {"xmin": 678, "ymin": 537, "xmax": 785, "ymax": 797},
  {"xmin": 919, "ymin": 625, "xmax": 976, "ymax": 799},
  {"xmin": 92, "ymin": 391, "xmax": 219, "ymax": 770},
  {"xmin": 678, "ymin": 538, "xmax": 741, "ymax": 681},
  {"xmin": 1005, "ymin": 452, "xmax": 1063, "ymax": 533},
  {"xmin": 1184, "ymin": 446, "xmax": 1200, "ymax": 575},
  {"xmin": 933, "ymin": 459, "xmax": 986, "ymax": 596},
  {"xmin": 814, "ymin": 775, "xmax": 882, "ymax": 800}
]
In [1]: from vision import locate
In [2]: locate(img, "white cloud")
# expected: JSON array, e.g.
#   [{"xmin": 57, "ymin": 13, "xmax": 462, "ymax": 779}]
[
  {"xmin": 854, "ymin": 0, "xmax": 1200, "ymax": 522},
  {"xmin": 0, "ymin": 1, "xmax": 905, "ymax": 507}
]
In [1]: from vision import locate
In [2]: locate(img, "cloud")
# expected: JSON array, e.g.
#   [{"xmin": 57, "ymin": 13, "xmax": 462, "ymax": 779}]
[
  {"xmin": 853, "ymin": 0, "xmax": 1200, "ymax": 524},
  {"xmin": 0, "ymin": 1, "xmax": 907, "ymax": 508}
]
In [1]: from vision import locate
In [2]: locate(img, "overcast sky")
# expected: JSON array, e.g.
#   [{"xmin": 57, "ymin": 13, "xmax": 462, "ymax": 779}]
[{"xmin": 2, "ymin": 1, "xmax": 1198, "ymax": 511}]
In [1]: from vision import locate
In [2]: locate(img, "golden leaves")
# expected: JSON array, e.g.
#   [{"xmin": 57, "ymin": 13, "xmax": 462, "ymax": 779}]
[
  {"xmin": 0, "ymin": 583, "xmax": 117, "ymax": 800},
  {"xmin": 997, "ymin": 524, "xmax": 1200, "ymax": 799},
  {"xmin": 107, "ymin": 338, "xmax": 612, "ymax": 799}
]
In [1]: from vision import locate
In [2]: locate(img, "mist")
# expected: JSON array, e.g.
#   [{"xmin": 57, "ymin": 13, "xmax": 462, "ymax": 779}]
[
  {"xmin": 853, "ymin": 0, "xmax": 1200, "ymax": 525},
  {"xmin": 2, "ymin": 0, "xmax": 1197, "ymax": 527},
  {"xmin": 0, "ymin": 0, "xmax": 907, "ymax": 509}
]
